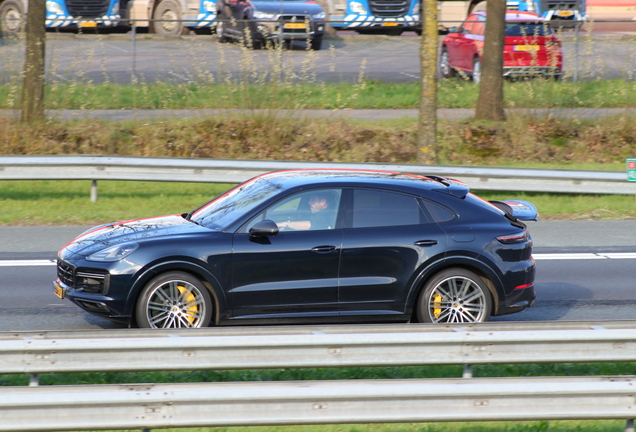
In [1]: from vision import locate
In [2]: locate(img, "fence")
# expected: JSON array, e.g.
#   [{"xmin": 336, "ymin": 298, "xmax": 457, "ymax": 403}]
[{"xmin": 2, "ymin": 321, "xmax": 636, "ymax": 431}]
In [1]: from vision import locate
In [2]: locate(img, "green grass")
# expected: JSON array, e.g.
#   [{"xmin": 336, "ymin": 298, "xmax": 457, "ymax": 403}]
[
  {"xmin": 1, "ymin": 180, "xmax": 635, "ymax": 225},
  {"xmin": 2, "ymin": 79, "xmax": 636, "ymax": 110}
]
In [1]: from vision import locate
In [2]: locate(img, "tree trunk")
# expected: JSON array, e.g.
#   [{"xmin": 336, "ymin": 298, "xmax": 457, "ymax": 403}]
[
  {"xmin": 474, "ymin": 0, "xmax": 506, "ymax": 121},
  {"xmin": 21, "ymin": 0, "xmax": 46, "ymax": 123},
  {"xmin": 417, "ymin": 0, "xmax": 438, "ymax": 164}
]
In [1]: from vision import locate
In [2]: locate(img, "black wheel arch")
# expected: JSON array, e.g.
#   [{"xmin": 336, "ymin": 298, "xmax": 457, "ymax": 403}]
[
  {"xmin": 126, "ymin": 259, "xmax": 228, "ymax": 325},
  {"xmin": 405, "ymin": 254, "xmax": 504, "ymax": 319}
]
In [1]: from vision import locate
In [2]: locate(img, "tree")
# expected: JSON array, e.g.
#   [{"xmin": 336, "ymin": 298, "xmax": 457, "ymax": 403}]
[
  {"xmin": 474, "ymin": 0, "xmax": 506, "ymax": 121},
  {"xmin": 21, "ymin": 0, "xmax": 46, "ymax": 123},
  {"xmin": 417, "ymin": 0, "xmax": 438, "ymax": 164}
]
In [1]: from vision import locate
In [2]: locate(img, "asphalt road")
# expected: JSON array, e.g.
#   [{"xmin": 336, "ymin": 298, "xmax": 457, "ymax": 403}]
[
  {"xmin": 0, "ymin": 220, "xmax": 635, "ymax": 331},
  {"xmin": 1, "ymin": 31, "xmax": 634, "ymax": 85}
]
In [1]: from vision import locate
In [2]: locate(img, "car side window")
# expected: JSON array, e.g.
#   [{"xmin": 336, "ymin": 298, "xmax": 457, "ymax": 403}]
[
  {"xmin": 420, "ymin": 199, "xmax": 455, "ymax": 223},
  {"xmin": 244, "ymin": 188, "xmax": 342, "ymax": 232},
  {"xmin": 350, "ymin": 189, "xmax": 425, "ymax": 229}
]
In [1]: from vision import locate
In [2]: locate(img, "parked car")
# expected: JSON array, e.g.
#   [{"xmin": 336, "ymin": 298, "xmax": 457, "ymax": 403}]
[
  {"xmin": 440, "ymin": 10, "xmax": 563, "ymax": 83},
  {"xmin": 216, "ymin": 0, "xmax": 326, "ymax": 49},
  {"xmin": 53, "ymin": 169, "xmax": 538, "ymax": 329}
]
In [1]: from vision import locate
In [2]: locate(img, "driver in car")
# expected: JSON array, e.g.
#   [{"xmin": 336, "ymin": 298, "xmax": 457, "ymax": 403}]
[{"xmin": 277, "ymin": 192, "xmax": 333, "ymax": 231}]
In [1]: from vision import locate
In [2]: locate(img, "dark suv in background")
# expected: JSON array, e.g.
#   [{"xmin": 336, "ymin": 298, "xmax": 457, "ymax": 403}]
[{"xmin": 216, "ymin": 0, "xmax": 326, "ymax": 49}]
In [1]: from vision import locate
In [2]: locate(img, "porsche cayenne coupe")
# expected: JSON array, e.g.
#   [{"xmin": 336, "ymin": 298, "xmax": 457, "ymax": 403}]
[{"xmin": 53, "ymin": 169, "xmax": 538, "ymax": 328}]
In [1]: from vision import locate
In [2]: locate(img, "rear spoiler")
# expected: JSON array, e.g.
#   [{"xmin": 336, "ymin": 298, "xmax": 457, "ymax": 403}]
[
  {"xmin": 490, "ymin": 199, "xmax": 539, "ymax": 221},
  {"xmin": 425, "ymin": 175, "xmax": 469, "ymax": 198}
]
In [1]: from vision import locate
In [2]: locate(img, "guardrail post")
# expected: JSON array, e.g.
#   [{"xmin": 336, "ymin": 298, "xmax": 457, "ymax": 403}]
[
  {"xmin": 626, "ymin": 419, "xmax": 634, "ymax": 432},
  {"xmin": 91, "ymin": 180, "xmax": 98, "ymax": 202},
  {"xmin": 29, "ymin": 374, "xmax": 39, "ymax": 386},
  {"xmin": 462, "ymin": 365, "xmax": 472, "ymax": 378}
]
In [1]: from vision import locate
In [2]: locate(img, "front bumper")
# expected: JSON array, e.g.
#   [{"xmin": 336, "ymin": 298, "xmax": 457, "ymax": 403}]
[{"xmin": 254, "ymin": 19, "xmax": 325, "ymax": 41}]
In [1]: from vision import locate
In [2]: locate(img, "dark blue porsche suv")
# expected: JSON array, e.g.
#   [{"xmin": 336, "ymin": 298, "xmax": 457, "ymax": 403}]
[{"xmin": 53, "ymin": 169, "xmax": 537, "ymax": 328}]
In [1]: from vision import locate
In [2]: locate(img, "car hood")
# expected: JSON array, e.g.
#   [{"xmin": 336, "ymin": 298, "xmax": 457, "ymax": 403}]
[
  {"xmin": 251, "ymin": 1, "xmax": 323, "ymax": 15},
  {"xmin": 60, "ymin": 214, "xmax": 213, "ymax": 258}
]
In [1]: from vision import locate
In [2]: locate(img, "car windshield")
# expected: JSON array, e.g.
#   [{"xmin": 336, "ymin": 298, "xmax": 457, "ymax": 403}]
[
  {"xmin": 190, "ymin": 176, "xmax": 284, "ymax": 230},
  {"xmin": 506, "ymin": 22, "xmax": 553, "ymax": 36}
]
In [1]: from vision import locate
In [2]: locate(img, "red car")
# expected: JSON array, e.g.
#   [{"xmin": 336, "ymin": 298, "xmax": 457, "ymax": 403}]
[{"xmin": 440, "ymin": 10, "xmax": 563, "ymax": 83}]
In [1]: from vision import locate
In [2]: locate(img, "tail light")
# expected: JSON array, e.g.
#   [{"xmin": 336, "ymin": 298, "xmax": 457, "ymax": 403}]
[{"xmin": 497, "ymin": 230, "xmax": 528, "ymax": 244}]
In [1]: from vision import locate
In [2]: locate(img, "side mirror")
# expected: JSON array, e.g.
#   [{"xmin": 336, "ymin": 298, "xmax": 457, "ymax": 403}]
[{"xmin": 249, "ymin": 220, "xmax": 279, "ymax": 237}]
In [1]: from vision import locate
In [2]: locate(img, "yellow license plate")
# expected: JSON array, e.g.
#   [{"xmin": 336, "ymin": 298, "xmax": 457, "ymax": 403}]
[
  {"xmin": 284, "ymin": 23, "xmax": 306, "ymax": 29},
  {"xmin": 53, "ymin": 282, "xmax": 64, "ymax": 299},
  {"xmin": 515, "ymin": 45, "xmax": 540, "ymax": 51},
  {"xmin": 80, "ymin": 22, "xmax": 98, "ymax": 28},
  {"xmin": 382, "ymin": 22, "xmax": 399, "ymax": 26},
  {"xmin": 557, "ymin": 10, "xmax": 574, "ymax": 16}
]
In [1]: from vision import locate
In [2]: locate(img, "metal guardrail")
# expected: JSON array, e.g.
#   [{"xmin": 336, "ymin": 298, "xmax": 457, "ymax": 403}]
[
  {"xmin": 0, "ymin": 155, "xmax": 632, "ymax": 202},
  {"xmin": 3, "ymin": 321, "xmax": 636, "ymax": 374},
  {"xmin": 2, "ymin": 322, "xmax": 636, "ymax": 431}
]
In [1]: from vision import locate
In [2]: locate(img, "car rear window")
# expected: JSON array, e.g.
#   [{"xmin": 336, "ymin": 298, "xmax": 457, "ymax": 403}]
[{"xmin": 505, "ymin": 22, "xmax": 553, "ymax": 36}]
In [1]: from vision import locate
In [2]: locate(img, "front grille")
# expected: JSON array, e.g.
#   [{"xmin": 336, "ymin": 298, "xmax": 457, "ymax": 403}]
[
  {"xmin": 368, "ymin": 0, "xmax": 410, "ymax": 18},
  {"xmin": 65, "ymin": 0, "xmax": 111, "ymax": 18},
  {"xmin": 57, "ymin": 261, "xmax": 75, "ymax": 288},
  {"xmin": 540, "ymin": 0, "xmax": 581, "ymax": 10}
]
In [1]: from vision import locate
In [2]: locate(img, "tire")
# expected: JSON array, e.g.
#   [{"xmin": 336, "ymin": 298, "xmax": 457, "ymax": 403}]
[
  {"xmin": 416, "ymin": 268, "xmax": 492, "ymax": 324},
  {"xmin": 310, "ymin": 35, "xmax": 322, "ymax": 50},
  {"xmin": 152, "ymin": 0, "xmax": 186, "ymax": 36},
  {"xmin": 386, "ymin": 28, "xmax": 403, "ymax": 36},
  {"xmin": 135, "ymin": 271, "xmax": 213, "ymax": 329},
  {"xmin": 439, "ymin": 47, "xmax": 456, "ymax": 79},
  {"xmin": 0, "ymin": 0, "xmax": 24, "ymax": 37},
  {"xmin": 472, "ymin": 56, "xmax": 481, "ymax": 84}
]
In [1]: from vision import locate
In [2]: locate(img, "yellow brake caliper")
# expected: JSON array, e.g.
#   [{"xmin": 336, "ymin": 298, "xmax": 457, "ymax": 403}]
[
  {"xmin": 177, "ymin": 285, "xmax": 198, "ymax": 325},
  {"xmin": 433, "ymin": 292, "xmax": 443, "ymax": 319}
]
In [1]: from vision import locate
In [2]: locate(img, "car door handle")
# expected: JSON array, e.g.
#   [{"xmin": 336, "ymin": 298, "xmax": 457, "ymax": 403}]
[
  {"xmin": 414, "ymin": 240, "xmax": 438, "ymax": 247},
  {"xmin": 311, "ymin": 245, "xmax": 337, "ymax": 253}
]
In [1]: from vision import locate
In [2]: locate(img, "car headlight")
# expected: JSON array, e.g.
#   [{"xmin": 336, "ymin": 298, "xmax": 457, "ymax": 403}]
[
  {"xmin": 311, "ymin": 11, "xmax": 326, "ymax": 20},
  {"xmin": 111, "ymin": 1, "xmax": 119, "ymax": 14},
  {"xmin": 46, "ymin": 1, "xmax": 65, "ymax": 15},
  {"xmin": 87, "ymin": 243, "xmax": 139, "ymax": 262},
  {"xmin": 253, "ymin": 11, "xmax": 276, "ymax": 20},
  {"xmin": 411, "ymin": 1, "xmax": 420, "ymax": 13},
  {"xmin": 349, "ymin": 1, "xmax": 367, "ymax": 15}
]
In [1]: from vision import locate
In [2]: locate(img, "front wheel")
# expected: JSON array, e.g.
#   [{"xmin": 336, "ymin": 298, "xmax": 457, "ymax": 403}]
[
  {"xmin": 135, "ymin": 271, "xmax": 213, "ymax": 328},
  {"xmin": 439, "ymin": 47, "xmax": 456, "ymax": 79},
  {"xmin": 152, "ymin": 0, "xmax": 186, "ymax": 36},
  {"xmin": 416, "ymin": 268, "xmax": 492, "ymax": 323},
  {"xmin": 310, "ymin": 35, "xmax": 322, "ymax": 50},
  {"xmin": 0, "ymin": 0, "xmax": 24, "ymax": 37}
]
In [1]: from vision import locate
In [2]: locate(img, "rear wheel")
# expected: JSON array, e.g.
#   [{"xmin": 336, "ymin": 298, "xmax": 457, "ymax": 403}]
[
  {"xmin": 416, "ymin": 268, "xmax": 492, "ymax": 323},
  {"xmin": 136, "ymin": 271, "xmax": 213, "ymax": 328}
]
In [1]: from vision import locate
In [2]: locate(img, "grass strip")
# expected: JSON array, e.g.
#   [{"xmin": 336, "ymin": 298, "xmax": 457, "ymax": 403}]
[{"xmin": 1, "ymin": 79, "xmax": 636, "ymax": 110}]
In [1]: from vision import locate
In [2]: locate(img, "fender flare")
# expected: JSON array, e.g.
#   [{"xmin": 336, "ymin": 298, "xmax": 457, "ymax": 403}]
[{"xmin": 126, "ymin": 259, "xmax": 229, "ymax": 324}]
